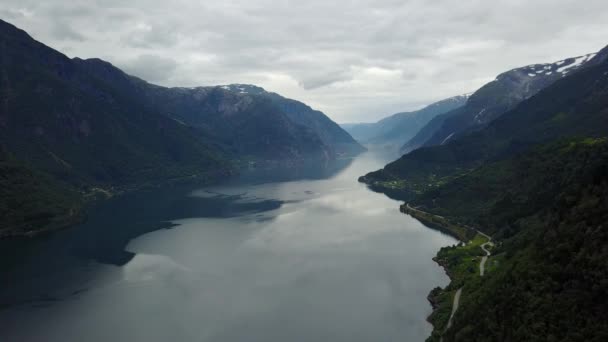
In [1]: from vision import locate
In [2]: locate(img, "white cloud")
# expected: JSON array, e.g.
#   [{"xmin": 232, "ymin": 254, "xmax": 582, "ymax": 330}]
[
  {"xmin": 121, "ymin": 54, "xmax": 178, "ymax": 83},
  {"xmin": 1, "ymin": 0, "xmax": 607, "ymax": 122}
]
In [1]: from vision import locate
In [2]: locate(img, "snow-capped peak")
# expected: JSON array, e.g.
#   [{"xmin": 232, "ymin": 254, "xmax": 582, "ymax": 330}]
[
  {"xmin": 218, "ymin": 84, "xmax": 267, "ymax": 95},
  {"xmin": 493, "ymin": 51, "xmax": 598, "ymax": 82}
]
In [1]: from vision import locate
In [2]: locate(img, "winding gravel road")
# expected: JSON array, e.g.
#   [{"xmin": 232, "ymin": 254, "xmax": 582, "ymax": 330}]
[{"xmin": 479, "ymin": 240, "xmax": 494, "ymax": 277}]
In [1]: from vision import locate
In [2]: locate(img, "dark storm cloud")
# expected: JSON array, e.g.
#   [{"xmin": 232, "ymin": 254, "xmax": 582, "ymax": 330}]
[{"xmin": 1, "ymin": 0, "xmax": 607, "ymax": 122}]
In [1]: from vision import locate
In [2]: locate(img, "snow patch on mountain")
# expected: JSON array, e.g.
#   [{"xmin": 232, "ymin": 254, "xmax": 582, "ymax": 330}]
[
  {"xmin": 556, "ymin": 53, "xmax": 596, "ymax": 75},
  {"xmin": 510, "ymin": 52, "xmax": 597, "ymax": 79},
  {"xmin": 219, "ymin": 84, "xmax": 268, "ymax": 95}
]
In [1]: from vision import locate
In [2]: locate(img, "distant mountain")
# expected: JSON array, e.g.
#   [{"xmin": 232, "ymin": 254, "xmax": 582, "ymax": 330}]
[
  {"xmin": 361, "ymin": 44, "xmax": 608, "ymax": 198},
  {"xmin": 369, "ymin": 95, "xmax": 469, "ymax": 146},
  {"xmin": 402, "ymin": 51, "xmax": 604, "ymax": 151},
  {"xmin": 71, "ymin": 61, "xmax": 357, "ymax": 162},
  {"xmin": 218, "ymin": 84, "xmax": 365, "ymax": 156},
  {"xmin": 340, "ymin": 122, "xmax": 377, "ymax": 143},
  {"xmin": 341, "ymin": 95, "xmax": 468, "ymax": 148},
  {"xmin": 399, "ymin": 109, "xmax": 455, "ymax": 153}
]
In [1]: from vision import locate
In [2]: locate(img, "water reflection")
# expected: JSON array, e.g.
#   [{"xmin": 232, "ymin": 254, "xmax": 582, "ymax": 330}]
[{"xmin": 0, "ymin": 153, "xmax": 456, "ymax": 342}]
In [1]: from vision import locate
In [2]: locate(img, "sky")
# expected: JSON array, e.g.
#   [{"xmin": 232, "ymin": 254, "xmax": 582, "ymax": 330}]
[{"xmin": 1, "ymin": 0, "xmax": 608, "ymax": 123}]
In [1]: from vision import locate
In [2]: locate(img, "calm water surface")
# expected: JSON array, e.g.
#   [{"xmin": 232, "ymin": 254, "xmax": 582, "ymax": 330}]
[{"xmin": 0, "ymin": 153, "xmax": 456, "ymax": 341}]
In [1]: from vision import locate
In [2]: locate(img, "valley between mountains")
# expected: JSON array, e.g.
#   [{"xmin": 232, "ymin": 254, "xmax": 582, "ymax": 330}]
[{"xmin": 2, "ymin": 15, "xmax": 608, "ymax": 342}]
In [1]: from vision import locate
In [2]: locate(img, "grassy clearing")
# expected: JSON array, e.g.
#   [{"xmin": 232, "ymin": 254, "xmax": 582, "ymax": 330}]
[{"xmin": 426, "ymin": 232, "xmax": 495, "ymax": 342}]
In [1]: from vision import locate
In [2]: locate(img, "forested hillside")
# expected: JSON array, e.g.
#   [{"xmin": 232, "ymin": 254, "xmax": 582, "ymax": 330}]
[{"xmin": 417, "ymin": 138, "xmax": 608, "ymax": 342}]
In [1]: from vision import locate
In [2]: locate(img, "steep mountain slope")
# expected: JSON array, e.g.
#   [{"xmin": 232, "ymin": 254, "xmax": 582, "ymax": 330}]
[
  {"xmin": 219, "ymin": 84, "xmax": 365, "ymax": 156},
  {"xmin": 370, "ymin": 95, "xmax": 469, "ymax": 146},
  {"xmin": 71, "ymin": 61, "xmax": 342, "ymax": 162},
  {"xmin": 341, "ymin": 95, "xmax": 468, "ymax": 147},
  {"xmin": 400, "ymin": 106, "xmax": 466, "ymax": 152},
  {"xmin": 0, "ymin": 19, "xmax": 232, "ymax": 185},
  {"xmin": 414, "ymin": 138, "xmax": 608, "ymax": 342},
  {"xmin": 0, "ymin": 19, "xmax": 234, "ymax": 235},
  {"xmin": 361, "ymin": 44, "xmax": 608, "ymax": 197},
  {"xmin": 402, "ymin": 51, "xmax": 604, "ymax": 151}
]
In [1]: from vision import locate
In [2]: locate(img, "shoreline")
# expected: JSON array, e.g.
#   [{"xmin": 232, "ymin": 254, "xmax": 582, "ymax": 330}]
[
  {"xmin": 0, "ymin": 169, "xmax": 233, "ymax": 240},
  {"xmin": 400, "ymin": 203, "xmax": 491, "ymax": 342},
  {"xmin": 1, "ymin": 154, "xmax": 360, "ymax": 239}
]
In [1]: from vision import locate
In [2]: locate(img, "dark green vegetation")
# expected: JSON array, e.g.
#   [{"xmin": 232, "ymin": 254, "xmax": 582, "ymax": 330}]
[
  {"xmin": 0, "ymin": 148, "xmax": 82, "ymax": 238},
  {"xmin": 400, "ymin": 204, "xmax": 474, "ymax": 241},
  {"xmin": 422, "ymin": 138, "xmax": 608, "ymax": 342},
  {"xmin": 0, "ymin": 19, "xmax": 362, "ymax": 236},
  {"xmin": 361, "ymin": 42, "xmax": 608, "ymax": 341},
  {"xmin": 341, "ymin": 94, "xmax": 468, "ymax": 148},
  {"xmin": 426, "ymin": 234, "xmax": 491, "ymax": 341}
]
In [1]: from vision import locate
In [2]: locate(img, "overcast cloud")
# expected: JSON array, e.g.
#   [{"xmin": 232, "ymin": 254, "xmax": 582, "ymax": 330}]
[{"xmin": 2, "ymin": 0, "xmax": 608, "ymax": 122}]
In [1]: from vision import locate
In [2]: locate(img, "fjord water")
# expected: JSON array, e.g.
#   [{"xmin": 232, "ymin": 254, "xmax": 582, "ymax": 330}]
[{"xmin": 0, "ymin": 153, "xmax": 455, "ymax": 342}]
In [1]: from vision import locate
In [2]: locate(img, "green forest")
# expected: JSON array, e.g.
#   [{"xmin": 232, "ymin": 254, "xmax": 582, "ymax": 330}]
[{"xmin": 416, "ymin": 138, "xmax": 608, "ymax": 342}]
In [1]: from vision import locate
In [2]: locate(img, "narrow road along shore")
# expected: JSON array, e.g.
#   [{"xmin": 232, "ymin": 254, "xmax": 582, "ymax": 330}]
[
  {"xmin": 403, "ymin": 204, "xmax": 495, "ymax": 340},
  {"xmin": 446, "ymin": 288, "xmax": 462, "ymax": 330},
  {"xmin": 406, "ymin": 203, "xmax": 445, "ymax": 219},
  {"xmin": 440, "ymin": 288, "xmax": 463, "ymax": 342}
]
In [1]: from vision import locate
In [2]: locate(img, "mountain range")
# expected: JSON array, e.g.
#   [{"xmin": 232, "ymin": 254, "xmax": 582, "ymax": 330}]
[
  {"xmin": 344, "ymin": 50, "xmax": 602, "ymax": 155},
  {"xmin": 361, "ymin": 45, "xmax": 608, "ymax": 197},
  {"xmin": 341, "ymin": 95, "xmax": 468, "ymax": 149},
  {"xmin": 402, "ymin": 51, "xmax": 603, "ymax": 152},
  {"xmin": 0, "ymin": 19, "xmax": 362, "ymax": 236}
]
